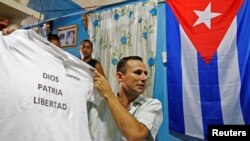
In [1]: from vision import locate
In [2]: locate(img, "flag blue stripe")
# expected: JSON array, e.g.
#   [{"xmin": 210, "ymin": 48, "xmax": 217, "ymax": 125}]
[
  {"xmin": 237, "ymin": 0, "xmax": 250, "ymax": 123},
  {"xmin": 237, "ymin": 0, "xmax": 250, "ymax": 81},
  {"xmin": 197, "ymin": 54, "xmax": 223, "ymax": 139},
  {"xmin": 166, "ymin": 4, "xmax": 185, "ymax": 134}
]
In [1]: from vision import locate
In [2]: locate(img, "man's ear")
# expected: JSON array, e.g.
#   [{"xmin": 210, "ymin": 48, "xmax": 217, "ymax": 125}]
[{"xmin": 116, "ymin": 72, "xmax": 123, "ymax": 82}]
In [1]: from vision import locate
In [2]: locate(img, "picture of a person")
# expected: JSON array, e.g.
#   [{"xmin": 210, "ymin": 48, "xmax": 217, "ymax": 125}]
[{"xmin": 66, "ymin": 30, "xmax": 75, "ymax": 45}]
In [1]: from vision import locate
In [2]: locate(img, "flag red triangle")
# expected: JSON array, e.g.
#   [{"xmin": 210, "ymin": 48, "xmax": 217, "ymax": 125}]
[{"xmin": 168, "ymin": 0, "xmax": 244, "ymax": 64}]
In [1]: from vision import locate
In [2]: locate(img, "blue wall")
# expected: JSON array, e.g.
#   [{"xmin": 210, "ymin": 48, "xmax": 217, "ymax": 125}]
[{"xmin": 154, "ymin": 3, "xmax": 180, "ymax": 141}]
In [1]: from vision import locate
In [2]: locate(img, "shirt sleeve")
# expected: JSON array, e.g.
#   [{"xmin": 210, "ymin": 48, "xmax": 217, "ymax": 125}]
[
  {"xmin": 133, "ymin": 99, "xmax": 163, "ymax": 140},
  {"xmin": 87, "ymin": 81, "xmax": 103, "ymax": 105}
]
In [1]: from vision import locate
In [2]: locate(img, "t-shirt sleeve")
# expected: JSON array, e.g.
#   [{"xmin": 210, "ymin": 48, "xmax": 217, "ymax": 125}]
[
  {"xmin": 134, "ymin": 99, "xmax": 163, "ymax": 140},
  {"xmin": 78, "ymin": 60, "xmax": 103, "ymax": 105},
  {"xmin": 87, "ymin": 82, "xmax": 103, "ymax": 105}
]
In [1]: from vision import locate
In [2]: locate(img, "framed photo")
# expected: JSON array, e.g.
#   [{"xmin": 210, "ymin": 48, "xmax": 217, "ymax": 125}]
[{"xmin": 57, "ymin": 24, "xmax": 77, "ymax": 48}]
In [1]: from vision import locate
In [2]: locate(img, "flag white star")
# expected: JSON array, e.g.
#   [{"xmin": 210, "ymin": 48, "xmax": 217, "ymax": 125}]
[{"xmin": 193, "ymin": 2, "xmax": 221, "ymax": 29}]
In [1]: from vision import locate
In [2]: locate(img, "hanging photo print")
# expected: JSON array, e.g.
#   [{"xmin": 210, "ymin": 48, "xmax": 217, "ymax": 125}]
[{"xmin": 57, "ymin": 24, "xmax": 77, "ymax": 48}]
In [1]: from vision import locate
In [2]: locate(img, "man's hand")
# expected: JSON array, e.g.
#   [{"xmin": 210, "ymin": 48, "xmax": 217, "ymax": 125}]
[
  {"xmin": 2, "ymin": 28, "xmax": 15, "ymax": 35},
  {"xmin": 92, "ymin": 69, "xmax": 113, "ymax": 99}
]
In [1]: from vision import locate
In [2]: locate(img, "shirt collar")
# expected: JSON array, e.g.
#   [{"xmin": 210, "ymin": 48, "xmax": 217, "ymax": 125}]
[{"xmin": 116, "ymin": 93, "xmax": 144, "ymax": 108}]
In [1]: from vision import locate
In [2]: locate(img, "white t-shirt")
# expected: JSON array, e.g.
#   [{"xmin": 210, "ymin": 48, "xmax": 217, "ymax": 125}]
[{"xmin": 0, "ymin": 29, "xmax": 100, "ymax": 141}]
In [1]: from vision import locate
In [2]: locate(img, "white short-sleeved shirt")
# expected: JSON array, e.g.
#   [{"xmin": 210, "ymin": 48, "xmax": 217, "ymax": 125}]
[
  {"xmin": 0, "ymin": 30, "xmax": 101, "ymax": 141},
  {"xmin": 88, "ymin": 94, "xmax": 163, "ymax": 141}
]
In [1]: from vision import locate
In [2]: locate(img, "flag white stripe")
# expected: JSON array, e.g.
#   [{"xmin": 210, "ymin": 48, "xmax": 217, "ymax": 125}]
[
  {"xmin": 217, "ymin": 18, "xmax": 244, "ymax": 124},
  {"xmin": 180, "ymin": 26, "xmax": 204, "ymax": 139}
]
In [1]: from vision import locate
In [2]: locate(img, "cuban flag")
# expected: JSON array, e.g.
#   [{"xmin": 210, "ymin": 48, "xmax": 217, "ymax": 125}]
[{"xmin": 166, "ymin": 0, "xmax": 250, "ymax": 139}]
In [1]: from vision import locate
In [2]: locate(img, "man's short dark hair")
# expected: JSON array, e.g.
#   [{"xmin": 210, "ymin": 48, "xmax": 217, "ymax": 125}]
[
  {"xmin": 81, "ymin": 39, "xmax": 93, "ymax": 48},
  {"xmin": 47, "ymin": 34, "xmax": 60, "ymax": 42},
  {"xmin": 116, "ymin": 56, "xmax": 143, "ymax": 73}
]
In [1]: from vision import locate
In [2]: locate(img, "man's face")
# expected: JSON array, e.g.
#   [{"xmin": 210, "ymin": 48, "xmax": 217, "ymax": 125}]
[
  {"xmin": 51, "ymin": 39, "xmax": 61, "ymax": 47},
  {"xmin": 118, "ymin": 60, "xmax": 148, "ymax": 95},
  {"xmin": 81, "ymin": 42, "xmax": 93, "ymax": 57}
]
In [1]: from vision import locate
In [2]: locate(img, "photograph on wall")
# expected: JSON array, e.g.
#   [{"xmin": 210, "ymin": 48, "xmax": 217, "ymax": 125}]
[{"xmin": 57, "ymin": 24, "xmax": 77, "ymax": 48}]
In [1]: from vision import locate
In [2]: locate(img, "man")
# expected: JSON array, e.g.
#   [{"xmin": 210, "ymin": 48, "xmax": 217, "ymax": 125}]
[
  {"xmin": 47, "ymin": 34, "xmax": 61, "ymax": 47},
  {"xmin": 80, "ymin": 39, "xmax": 105, "ymax": 77},
  {"xmin": 90, "ymin": 56, "xmax": 163, "ymax": 141}
]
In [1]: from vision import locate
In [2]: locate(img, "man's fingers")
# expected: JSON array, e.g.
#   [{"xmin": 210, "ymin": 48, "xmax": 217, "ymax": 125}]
[
  {"xmin": 2, "ymin": 29, "xmax": 8, "ymax": 35},
  {"xmin": 2, "ymin": 28, "xmax": 15, "ymax": 35},
  {"xmin": 89, "ymin": 68, "xmax": 102, "ymax": 77}
]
